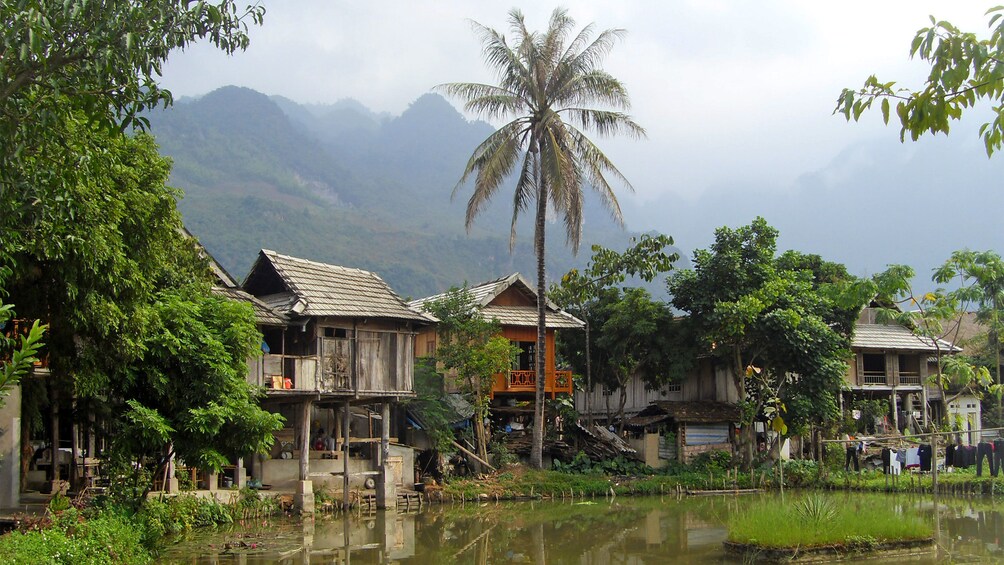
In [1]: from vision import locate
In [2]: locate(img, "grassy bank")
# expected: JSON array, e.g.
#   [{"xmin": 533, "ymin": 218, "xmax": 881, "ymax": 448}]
[
  {"xmin": 0, "ymin": 489, "xmax": 280, "ymax": 564},
  {"xmin": 726, "ymin": 493, "xmax": 931, "ymax": 549}
]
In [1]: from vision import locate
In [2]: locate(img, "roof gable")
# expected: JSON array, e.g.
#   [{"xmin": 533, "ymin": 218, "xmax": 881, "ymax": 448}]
[
  {"xmin": 243, "ymin": 249, "xmax": 430, "ymax": 322},
  {"xmin": 408, "ymin": 272, "xmax": 583, "ymax": 329}
]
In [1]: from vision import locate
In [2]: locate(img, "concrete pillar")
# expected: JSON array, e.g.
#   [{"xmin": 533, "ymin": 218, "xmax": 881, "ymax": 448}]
[
  {"xmin": 342, "ymin": 400, "xmax": 350, "ymax": 510},
  {"xmin": 235, "ymin": 458, "xmax": 246, "ymax": 488},
  {"xmin": 165, "ymin": 446, "xmax": 179, "ymax": 493},
  {"xmin": 296, "ymin": 399, "xmax": 315, "ymax": 514},
  {"xmin": 376, "ymin": 402, "xmax": 396, "ymax": 509},
  {"xmin": 207, "ymin": 471, "xmax": 219, "ymax": 492},
  {"xmin": 891, "ymin": 390, "xmax": 899, "ymax": 432},
  {"xmin": 0, "ymin": 384, "xmax": 22, "ymax": 509}
]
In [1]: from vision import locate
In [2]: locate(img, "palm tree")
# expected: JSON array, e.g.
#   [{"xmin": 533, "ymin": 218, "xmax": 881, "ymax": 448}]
[{"xmin": 440, "ymin": 8, "xmax": 644, "ymax": 468}]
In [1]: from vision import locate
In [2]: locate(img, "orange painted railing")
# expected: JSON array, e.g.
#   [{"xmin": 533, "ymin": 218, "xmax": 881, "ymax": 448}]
[{"xmin": 490, "ymin": 370, "xmax": 573, "ymax": 398}]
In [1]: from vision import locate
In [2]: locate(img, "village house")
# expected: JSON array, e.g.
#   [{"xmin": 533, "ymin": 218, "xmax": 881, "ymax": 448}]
[
  {"xmin": 408, "ymin": 273, "xmax": 582, "ymax": 460},
  {"xmin": 240, "ymin": 249, "xmax": 432, "ymax": 511},
  {"xmin": 843, "ymin": 306, "xmax": 966, "ymax": 437}
]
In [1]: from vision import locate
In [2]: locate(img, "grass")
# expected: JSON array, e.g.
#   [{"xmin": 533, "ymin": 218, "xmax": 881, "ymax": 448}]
[{"xmin": 727, "ymin": 493, "xmax": 932, "ymax": 549}]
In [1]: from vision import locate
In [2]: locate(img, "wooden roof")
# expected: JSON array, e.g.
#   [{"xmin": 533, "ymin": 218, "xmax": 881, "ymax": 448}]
[
  {"xmin": 408, "ymin": 272, "xmax": 583, "ymax": 329},
  {"xmin": 211, "ymin": 286, "xmax": 288, "ymax": 327},
  {"xmin": 629, "ymin": 401, "xmax": 741, "ymax": 425},
  {"xmin": 852, "ymin": 323, "xmax": 958, "ymax": 353},
  {"xmin": 243, "ymin": 249, "xmax": 431, "ymax": 322}
]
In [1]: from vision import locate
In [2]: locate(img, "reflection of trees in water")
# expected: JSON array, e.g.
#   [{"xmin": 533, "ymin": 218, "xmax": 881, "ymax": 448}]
[
  {"xmin": 408, "ymin": 497, "xmax": 744, "ymax": 563},
  {"xmin": 937, "ymin": 502, "xmax": 1004, "ymax": 562}
]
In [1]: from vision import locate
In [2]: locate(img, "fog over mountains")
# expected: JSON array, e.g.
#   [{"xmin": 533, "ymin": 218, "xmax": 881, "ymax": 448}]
[
  {"xmin": 149, "ymin": 86, "xmax": 1004, "ymax": 299},
  {"xmin": 624, "ymin": 120, "xmax": 1004, "ymax": 286}
]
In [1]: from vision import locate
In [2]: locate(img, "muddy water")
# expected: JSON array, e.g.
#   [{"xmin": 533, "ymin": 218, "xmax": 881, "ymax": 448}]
[{"xmin": 157, "ymin": 493, "xmax": 1004, "ymax": 563}]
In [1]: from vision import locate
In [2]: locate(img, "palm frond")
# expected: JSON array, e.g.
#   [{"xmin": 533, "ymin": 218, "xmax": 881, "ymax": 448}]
[
  {"xmin": 565, "ymin": 126, "xmax": 632, "ymax": 226},
  {"xmin": 454, "ymin": 121, "xmax": 526, "ymax": 229},
  {"xmin": 510, "ymin": 150, "xmax": 538, "ymax": 250},
  {"xmin": 561, "ymin": 107, "xmax": 646, "ymax": 139},
  {"xmin": 557, "ymin": 71, "xmax": 633, "ymax": 110}
]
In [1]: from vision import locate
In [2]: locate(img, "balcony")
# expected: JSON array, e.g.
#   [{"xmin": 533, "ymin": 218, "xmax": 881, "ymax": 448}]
[
  {"xmin": 490, "ymin": 370, "xmax": 574, "ymax": 398},
  {"xmin": 254, "ymin": 354, "xmax": 320, "ymax": 391},
  {"xmin": 862, "ymin": 371, "xmax": 887, "ymax": 385}
]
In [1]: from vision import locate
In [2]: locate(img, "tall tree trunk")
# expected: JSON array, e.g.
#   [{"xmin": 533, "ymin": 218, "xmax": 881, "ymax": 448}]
[
  {"xmin": 530, "ymin": 178, "xmax": 548, "ymax": 470},
  {"xmin": 584, "ymin": 316, "xmax": 593, "ymax": 426},
  {"xmin": 616, "ymin": 383, "xmax": 627, "ymax": 435}
]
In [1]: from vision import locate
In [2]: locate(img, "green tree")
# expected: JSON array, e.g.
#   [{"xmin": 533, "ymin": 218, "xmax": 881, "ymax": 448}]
[
  {"xmin": 0, "ymin": 283, "xmax": 45, "ymax": 409},
  {"xmin": 836, "ymin": 7, "xmax": 1004, "ymax": 156},
  {"xmin": 440, "ymin": 8, "xmax": 644, "ymax": 468},
  {"xmin": 550, "ymin": 234, "xmax": 678, "ymax": 425},
  {"xmin": 105, "ymin": 285, "xmax": 282, "ymax": 506},
  {"xmin": 873, "ymin": 251, "xmax": 1004, "ymax": 426},
  {"xmin": 422, "ymin": 288, "xmax": 518, "ymax": 467},
  {"xmin": 591, "ymin": 287, "xmax": 680, "ymax": 433},
  {"xmin": 668, "ymin": 218, "xmax": 867, "ymax": 467}
]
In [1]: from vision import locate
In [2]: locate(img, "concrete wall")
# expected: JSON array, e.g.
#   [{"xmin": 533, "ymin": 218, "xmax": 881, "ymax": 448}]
[
  {"xmin": 0, "ymin": 385, "xmax": 21, "ymax": 509},
  {"xmin": 260, "ymin": 444, "xmax": 414, "ymax": 493}
]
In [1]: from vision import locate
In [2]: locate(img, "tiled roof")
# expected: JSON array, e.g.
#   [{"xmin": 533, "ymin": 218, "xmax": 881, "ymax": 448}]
[
  {"xmin": 254, "ymin": 250, "xmax": 431, "ymax": 322},
  {"xmin": 211, "ymin": 286, "xmax": 288, "ymax": 326},
  {"xmin": 408, "ymin": 272, "xmax": 584, "ymax": 329},
  {"xmin": 852, "ymin": 323, "xmax": 958, "ymax": 353},
  {"xmin": 481, "ymin": 305, "xmax": 583, "ymax": 329}
]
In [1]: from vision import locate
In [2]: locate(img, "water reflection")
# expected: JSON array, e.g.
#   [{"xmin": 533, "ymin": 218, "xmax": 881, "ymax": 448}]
[{"xmin": 158, "ymin": 493, "xmax": 1004, "ymax": 564}]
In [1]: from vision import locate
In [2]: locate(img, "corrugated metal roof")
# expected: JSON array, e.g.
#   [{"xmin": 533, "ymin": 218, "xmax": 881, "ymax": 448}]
[
  {"xmin": 852, "ymin": 323, "xmax": 958, "ymax": 352},
  {"xmin": 255, "ymin": 250, "xmax": 431, "ymax": 322},
  {"xmin": 211, "ymin": 286, "xmax": 288, "ymax": 327},
  {"xmin": 408, "ymin": 272, "xmax": 584, "ymax": 329}
]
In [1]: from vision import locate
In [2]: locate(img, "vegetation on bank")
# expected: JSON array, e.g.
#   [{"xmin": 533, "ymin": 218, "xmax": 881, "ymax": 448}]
[
  {"xmin": 727, "ymin": 493, "xmax": 931, "ymax": 549},
  {"xmin": 0, "ymin": 489, "xmax": 280, "ymax": 564}
]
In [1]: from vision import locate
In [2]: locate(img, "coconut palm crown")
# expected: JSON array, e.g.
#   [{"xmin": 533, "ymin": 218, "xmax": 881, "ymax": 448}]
[{"xmin": 439, "ymin": 8, "xmax": 645, "ymax": 468}]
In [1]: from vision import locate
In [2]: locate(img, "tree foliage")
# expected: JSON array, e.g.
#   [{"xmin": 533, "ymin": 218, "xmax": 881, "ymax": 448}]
[
  {"xmin": 1, "ymin": 1, "xmax": 265, "ymax": 284},
  {"xmin": 551, "ymin": 234, "xmax": 678, "ymax": 424},
  {"xmin": 668, "ymin": 218, "xmax": 868, "ymax": 465},
  {"xmin": 108, "ymin": 286, "xmax": 282, "ymax": 474},
  {"xmin": 442, "ymin": 8, "xmax": 644, "ymax": 469},
  {"xmin": 836, "ymin": 7, "xmax": 1004, "ymax": 156},
  {"xmin": 422, "ymin": 288, "xmax": 518, "ymax": 466},
  {"xmin": 0, "ymin": 273, "xmax": 45, "ymax": 409},
  {"xmin": 873, "ymin": 250, "xmax": 1004, "ymax": 425},
  {"xmin": 589, "ymin": 287, "xmax": 682, "ymax": 431}
]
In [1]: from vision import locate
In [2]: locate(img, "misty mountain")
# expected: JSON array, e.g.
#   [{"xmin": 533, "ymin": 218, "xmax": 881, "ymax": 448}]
[
  {"xmin": 623, "ymin": 125, "xmax": 1004, "ymax": 287},
  {"xmin": 147, "ymin": 86, "xmax": 663, "ymax": 298}
]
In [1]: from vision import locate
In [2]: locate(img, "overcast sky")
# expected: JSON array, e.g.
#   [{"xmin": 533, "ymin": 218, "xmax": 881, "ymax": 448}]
[{"xmin": 161, "ymin": 2, "xmax": 1003, "ymax": 279}]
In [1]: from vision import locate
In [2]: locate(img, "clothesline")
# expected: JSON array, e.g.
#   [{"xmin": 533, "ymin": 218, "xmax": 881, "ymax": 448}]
[{"xmin": 820, "ymin": 426, "xmax": 1004, "ymax": 444}]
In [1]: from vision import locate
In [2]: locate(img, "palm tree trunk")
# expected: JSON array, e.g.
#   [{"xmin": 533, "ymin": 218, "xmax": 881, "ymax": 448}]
[
  {"xmin": 531, "ymin": 178, "xmax": 548, "ymax": 470},
  {"xmin": 584, "ymin": 315, "xmax": 593, "ymax": 426}
]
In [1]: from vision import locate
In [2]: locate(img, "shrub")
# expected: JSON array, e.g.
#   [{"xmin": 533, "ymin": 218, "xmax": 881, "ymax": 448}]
[{"xmin": 0, "ymin": 512, "xmax": 150, "ymax": 564}]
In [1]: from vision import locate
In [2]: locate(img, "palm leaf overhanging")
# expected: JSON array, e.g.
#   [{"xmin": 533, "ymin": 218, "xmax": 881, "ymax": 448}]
[{"xmin": 439, "ymin": 8, "xmax": 644, "ymax": 468}]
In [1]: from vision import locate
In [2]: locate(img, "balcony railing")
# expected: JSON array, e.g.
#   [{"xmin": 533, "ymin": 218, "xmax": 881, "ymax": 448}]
[
  {"xmin": 491, "ymin": 370, "xmax": 574, "ymax": 398},
  {"xmin": 862, "ymin": 371, "xmax": 888, "ymax": 385},
  {"xmin": 899, "ymin": 372, "xmax": 921, "ymax": 385}
]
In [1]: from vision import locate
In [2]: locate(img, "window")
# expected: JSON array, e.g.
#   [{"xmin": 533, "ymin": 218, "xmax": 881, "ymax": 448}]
[
  {"xmin": 511, "ymin": 340, "xmax": 536, "ymax": 371},
  {"xmin": 426, "ymin": 338, "xmax": 436, "ymax": 356},
  {"xmin": 666, "ymin": 383, "xmax": 682, "ymax": 393},
  {"xmin": 862, "ymin": 354, "xmax": 887, "ymax": 384},
  {"xmin": 898, "ymin": 354, "xmax": 921, "ymax": 384}
]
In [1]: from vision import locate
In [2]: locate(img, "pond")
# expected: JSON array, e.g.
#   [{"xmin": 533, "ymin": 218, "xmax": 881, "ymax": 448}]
[{"xmin": 157, "ymin": 492, "xmax": 1004, "ymax": 563}]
